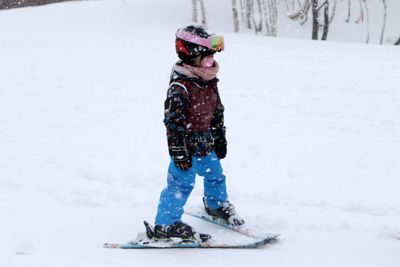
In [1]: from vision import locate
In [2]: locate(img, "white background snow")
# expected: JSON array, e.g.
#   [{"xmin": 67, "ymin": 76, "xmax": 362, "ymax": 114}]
[{"xmin": 0, "ymin": 0, "xmax": 399, "ymax": 266}]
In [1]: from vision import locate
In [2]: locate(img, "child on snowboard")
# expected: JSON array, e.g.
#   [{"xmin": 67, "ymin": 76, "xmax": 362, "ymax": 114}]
[{"xmin": 153, "ymin": 25, "xmax": 244, "ymax": 240}]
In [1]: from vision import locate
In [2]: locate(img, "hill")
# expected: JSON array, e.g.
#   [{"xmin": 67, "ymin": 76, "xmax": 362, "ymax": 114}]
[{"xmin": 1, "ymin": 1, "xmax": 399, "ymax": 266}]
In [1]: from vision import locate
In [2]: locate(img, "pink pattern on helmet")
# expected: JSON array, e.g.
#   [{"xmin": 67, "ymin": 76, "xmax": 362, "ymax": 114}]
[{"xmin": 176, "ymin": 29, "xmax": 224, "ymax": 51}]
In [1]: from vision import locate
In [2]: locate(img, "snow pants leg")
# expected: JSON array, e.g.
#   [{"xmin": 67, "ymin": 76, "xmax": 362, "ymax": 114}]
[
  {"xmin": 155, "ymin": 152, "xmax": 228, "ymax": 226},
  {"xmin": 198, "ymin": 152, "xmax": 228, "ymax": 210},
  {"xmin": 155, "ymin": 160, "xmax": 196, "ymax": 226}
]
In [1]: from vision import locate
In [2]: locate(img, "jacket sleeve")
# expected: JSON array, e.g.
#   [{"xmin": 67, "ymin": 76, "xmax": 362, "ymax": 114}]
[
  {"xmin": 210, "ymin": 89, "xmax": 226, "ymax": 142},
  {"xmin": 164, "ymin": 84, "xmax": 190, "ymax": 158}
]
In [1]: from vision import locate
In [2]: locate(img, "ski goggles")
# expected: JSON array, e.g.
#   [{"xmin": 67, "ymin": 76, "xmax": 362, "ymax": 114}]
[{"xmin": 176, "ymin": 28, "xmax": 225, "ymax": 52}]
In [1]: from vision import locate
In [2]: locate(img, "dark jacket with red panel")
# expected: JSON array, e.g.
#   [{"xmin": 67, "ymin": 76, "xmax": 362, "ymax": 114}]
[{"xmin": 164, "ymin": 64, "xmax": 226, "ymax": 158}]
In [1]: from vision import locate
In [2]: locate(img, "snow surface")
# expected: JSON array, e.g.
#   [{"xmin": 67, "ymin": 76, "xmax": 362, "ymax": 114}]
[{"xmin": 1, "ymin": 0, "xmax": 400, "ymax": 266}]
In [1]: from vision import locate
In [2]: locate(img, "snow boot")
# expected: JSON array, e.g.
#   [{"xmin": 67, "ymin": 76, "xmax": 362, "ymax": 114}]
[
  {"xmin": 153, "ymin": 221, "xmax": 196, "ymax": 239},
  {"xmin": 203, "ymin": 198, "xmax": 245, "ymax": 227}
]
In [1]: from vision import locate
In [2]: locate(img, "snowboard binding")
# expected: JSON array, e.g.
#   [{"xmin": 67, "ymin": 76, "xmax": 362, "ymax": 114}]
[{"xmin": 143, "ymin": 221, "xmax": 211, "ymax": 243}]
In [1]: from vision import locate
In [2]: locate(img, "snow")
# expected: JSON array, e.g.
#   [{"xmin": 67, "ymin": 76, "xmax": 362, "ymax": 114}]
[{"xmin": 1, "ymin": 0, "xmax": 400, "ymax": 266}]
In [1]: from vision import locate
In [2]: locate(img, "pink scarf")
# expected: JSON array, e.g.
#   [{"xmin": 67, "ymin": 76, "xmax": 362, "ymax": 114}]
[{"xmin": 173, "ymin": 61, "xmax": 219, "ymax": 82}]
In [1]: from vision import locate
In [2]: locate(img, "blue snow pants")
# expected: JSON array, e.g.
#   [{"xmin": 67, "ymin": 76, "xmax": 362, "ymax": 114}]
[{"xmin": 155, "ymin": 151, "xmax": 228, "ymax": 226}]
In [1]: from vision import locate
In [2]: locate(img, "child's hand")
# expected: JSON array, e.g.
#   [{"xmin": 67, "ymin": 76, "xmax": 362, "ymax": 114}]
[{"xmin": 214, "ymin": 140, "xmax": 227, "ymax": 159}]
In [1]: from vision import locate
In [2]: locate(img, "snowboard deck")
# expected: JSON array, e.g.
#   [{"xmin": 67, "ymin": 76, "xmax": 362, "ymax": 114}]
[
  {"xmin": 103, "ymin": 235, "xmax": 277, "ymax": 249},
  {"xmin": 104, "ymin": 209, "xmax": 280, "ymax": 249}
]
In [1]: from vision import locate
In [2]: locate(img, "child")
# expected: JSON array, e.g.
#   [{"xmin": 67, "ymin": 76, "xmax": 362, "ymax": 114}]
[{"xmin": 154, "ymin": 25, "xmax": 244, "ymax": 239}]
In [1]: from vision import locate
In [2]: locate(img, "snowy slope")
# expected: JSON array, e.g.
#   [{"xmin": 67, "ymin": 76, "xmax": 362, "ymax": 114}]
[{"xmin": 1, "ymin": 1, "xmax": 400, "ymax": 266}]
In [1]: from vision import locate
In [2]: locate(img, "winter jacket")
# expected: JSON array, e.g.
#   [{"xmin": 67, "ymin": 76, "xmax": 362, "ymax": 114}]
[{"xmin": 164, "ymin": 64, "xmax": 226, "ymax": 158}]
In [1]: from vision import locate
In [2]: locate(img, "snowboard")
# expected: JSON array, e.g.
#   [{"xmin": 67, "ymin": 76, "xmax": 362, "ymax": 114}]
[
  {"xmin": 104, "ymin": 213, "xmax": 279, "ymax": 249},
  {"xmin": 103, "ymin": 233, "xmax": 277, "ymax": 249}
]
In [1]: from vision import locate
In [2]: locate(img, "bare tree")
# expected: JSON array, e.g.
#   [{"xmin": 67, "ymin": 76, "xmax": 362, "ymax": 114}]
[
  {"xmin": 240, "ymin": 0, "xmax": 246, "ymax": 21},
  {"xmin": 244, "ymin": 0, "xmax": 253, "ymax": 29},
  {"xmin": 363, "ymin": 0, "xmax": 370, "ymax": 43},
  {"xmin": 199, "ymin": 0, "xmax": 207, "ymax": 27},
  {"xmin": 328, "ymin": 0, "xmax": 337, "ymax": 24},
  {"xmin": 287, "ymin": 0, "xmax": 311, "ymax": 25},
  {"xmin": 259, "ymin": 0, "xmax": 278, "ymax": 36},
  {"xmin": 321, "ymin": 1, "xmax": 329, "ymax": 40},
  {"xmin": 312, "ymin": 0, "xmax": 319, "ymax": 40},
  {"xmin": 261, "ymin": 0, "xmax": 272, "ymax": 35},
  {"xmin": 355, "ymin": 0, "xmax": 364, "ymax": 24},
  {"xmin": 191, "ymin": 0, "xmax": 207, "ymax": 27},
  {"xmin": 188, "ymin": 0, "xmax": 393, "ymax": 45},
  {"xmin": 268, "ymin": 0, "xmax": 278, "ymax": 36},
  {"xmin": 232, "ymin": 0, "xmax": 278, "ymax": 37},
  {"xmin": 345, "ymin": 0, "xmax": 351, "ymax": 23},
  {"xmin": 192, "ymin": 0, "xmax": 198, "ymax": 23},
  {"xmin": 288, "ymin": 0, "xmax": 336, "ymax": 41},
  {"xmin": 380, "ymin": 0, "xmax": 387, "ymax": 44},
  {"xmin": 232, "ymin": 0, "xmax": 240, "ymax": 32},
  {"xmin": 256, "ymin": 0, "xmax": 264, "ymax": 32}
]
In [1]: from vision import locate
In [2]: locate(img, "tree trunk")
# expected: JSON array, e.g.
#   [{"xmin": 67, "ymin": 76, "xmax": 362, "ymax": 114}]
[
  {"xmin": 245, "ymin": 0, "xmax": 253, "ymax": 29},
  {"xmin": 345, "ymin": 0, "xmax": 351, "ymax": 23},
  {"xmin": 312, "ymin": 0, "xmax": 319, "ymax": 40},
  {"xmin": 256, "ymin": 0, "xmax": 263, "ymax": 32},
  {"xmin": 355, "ymin": 0, "xmax": 364, "ymax": 24},
  {"xmin": 380, "ymin": 0, "xmax": 387, "ymax": 45},
  {"xmin": 192, "ymin": 0, "xmax": 198, "ymax": 23},
  {"xmin": 239, "ymin": 0, "xmax": 246, "ymax": 21},
  {"xmin": 232, "ymin": 0, "xmax": 240, "ymax": 32},
  {"xmin": 363, "ymin": 0, "xmax": 370, "ymax": 43},
  {"xmin": 261, "ymin": 0, "xmax": 271, "ymax": 36},
  {"xmin": 321, "ymin": 1, "xmax": 329, "ymax": 41},
  {"xmin": 329, "ymin": 0, "xmax": 337, "ymax": 24},
  {"xmin": 269, "ymin": 0, "xmax": 278, "ymax": 37},
  {"xmin": 199, "ymin": 0, "xmax": 207, "ymax": 27}
]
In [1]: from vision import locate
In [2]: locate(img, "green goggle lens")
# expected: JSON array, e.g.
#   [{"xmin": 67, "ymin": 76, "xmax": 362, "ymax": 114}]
[{"xmin": 210, "ymin": 36, "xmax": 224, "ymax": 51}]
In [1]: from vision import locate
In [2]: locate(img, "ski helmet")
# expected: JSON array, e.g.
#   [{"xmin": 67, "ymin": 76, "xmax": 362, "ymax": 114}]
[{"xmin": 175, "ymin": 25, "xmax": 224, "ymax": 64}]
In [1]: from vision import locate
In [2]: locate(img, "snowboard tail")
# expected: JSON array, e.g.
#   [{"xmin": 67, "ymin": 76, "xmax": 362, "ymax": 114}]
[{"xmin": 185, "ymin": 210, "xmax": 280, "ymax": 240}]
